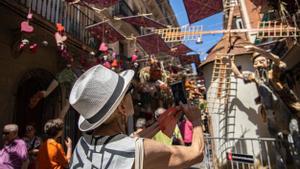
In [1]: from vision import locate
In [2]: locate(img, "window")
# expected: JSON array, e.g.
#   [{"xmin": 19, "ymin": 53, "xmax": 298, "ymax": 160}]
[{"xmin": 235, "ymin": 17, "xmax": 244, "ymax": 29}]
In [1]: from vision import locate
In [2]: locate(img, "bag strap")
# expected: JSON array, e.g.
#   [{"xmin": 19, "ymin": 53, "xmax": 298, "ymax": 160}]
[
  {"xmin": 29, "ymin": 137, "xmax": 37, "ymax": 151},
  {"xmin": 135, "ymin": 138, "xmax": 144, "ymax": 169}
]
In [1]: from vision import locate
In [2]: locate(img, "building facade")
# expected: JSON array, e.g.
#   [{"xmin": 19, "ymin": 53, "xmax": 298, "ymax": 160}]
[{"xmin": 0, "ymin": 0, "xmax": 177, "ymax": 141}]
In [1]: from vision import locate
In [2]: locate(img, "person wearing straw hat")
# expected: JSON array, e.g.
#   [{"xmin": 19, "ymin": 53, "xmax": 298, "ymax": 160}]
[{"xmin": 69, "ymin": 65, "xmax": 204, "ymax": 169}]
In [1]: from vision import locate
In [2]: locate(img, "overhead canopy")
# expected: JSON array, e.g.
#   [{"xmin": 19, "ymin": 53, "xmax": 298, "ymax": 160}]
[
  {"xmin": 86, "ymin": 21, "xmax": 125, "ymax": 43},
  {"xmin": 179, "ymin": 54, "xmax": 201, "ymax": 65},
  {"xmin": 170, "ymin": 44, "xmax": 193, "ymax": 56},
  {"xmin": 137, "ymin": 34, "xmax": 170, "ymax": 54},
  {"xmin": 184, "ymin": 0, "xmax": 223, "ymax": 24},
  {"xmin": 81, "ymin": 0, "xmax": 118, "ymax": 7},
  {"xmin": 118, "ymin": 15, "xmax": 167, "ymax": 28}
]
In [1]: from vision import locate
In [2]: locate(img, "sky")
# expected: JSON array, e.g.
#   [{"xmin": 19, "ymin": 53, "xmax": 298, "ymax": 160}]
[{"xmin": 169, "ymin": 0, "xmax": 224, "ymax": 61}]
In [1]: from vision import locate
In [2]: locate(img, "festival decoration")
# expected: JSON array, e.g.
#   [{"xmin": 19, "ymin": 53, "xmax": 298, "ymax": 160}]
[{"xmin": 19, "ymin": 10, "xmax": 38, "ymax": 52}]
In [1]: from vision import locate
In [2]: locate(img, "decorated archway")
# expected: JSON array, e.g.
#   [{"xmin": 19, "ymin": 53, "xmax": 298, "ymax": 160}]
[{"xmin": 14, "ymin": 69, "xmax": 62, "ymax": 136}]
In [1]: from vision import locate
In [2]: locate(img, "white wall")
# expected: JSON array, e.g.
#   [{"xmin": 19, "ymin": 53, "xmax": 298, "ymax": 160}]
[{"xmin": 201, "ymin": 54, "xmax": 271, "ymax": 164}]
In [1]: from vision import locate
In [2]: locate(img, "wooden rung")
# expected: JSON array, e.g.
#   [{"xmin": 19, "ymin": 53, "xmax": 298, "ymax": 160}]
[
  {"xmin": 211, "ymin": 76, "xmax": 232, "ymax": 79},
  {"xmin": 210, "ymin": 82, "xmax": 232, "ymax": 84}
]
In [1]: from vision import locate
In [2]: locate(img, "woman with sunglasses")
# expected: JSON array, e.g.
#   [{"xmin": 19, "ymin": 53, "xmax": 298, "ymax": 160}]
[
  {"xmin": 23, "ymin": 124, "xmax": 41, "ymax": 169},
  {"xmin": 0, "ymin": 124, "xmax": 29, "ymax": 169}
]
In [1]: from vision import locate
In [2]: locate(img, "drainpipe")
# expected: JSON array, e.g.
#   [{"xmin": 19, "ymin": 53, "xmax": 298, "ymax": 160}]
[{"xmin": 239, "ymin": 0, "xmax": 254, "ymax": 42}]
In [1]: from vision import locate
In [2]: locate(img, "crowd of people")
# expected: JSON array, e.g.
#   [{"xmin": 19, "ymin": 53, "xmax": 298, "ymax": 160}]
[
  {"xmin": 0, "ymin": 119, "xmax": 71, "ymax": 169},
  {"xmin": 1, "ymin": 41, "xmax": 299, "ymax": 168},
  {"xmin": 0, "ymin": 59, "xmax": 206, "ymax": 168}
]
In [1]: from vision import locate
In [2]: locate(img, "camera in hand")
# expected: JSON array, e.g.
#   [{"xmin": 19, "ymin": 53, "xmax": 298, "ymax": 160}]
[{"xmin": 170, "ymin": 81, "xmax": 187, "ymax": 105}]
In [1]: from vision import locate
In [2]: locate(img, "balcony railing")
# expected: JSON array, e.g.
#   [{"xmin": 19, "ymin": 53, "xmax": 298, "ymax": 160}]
[
  {"xmin": 113, "ymin": 0, "xmax": 135, "ymax": 17},
  {"xmin": 17, "ymin": 0, "xmax": 97, "ymax": 47}
]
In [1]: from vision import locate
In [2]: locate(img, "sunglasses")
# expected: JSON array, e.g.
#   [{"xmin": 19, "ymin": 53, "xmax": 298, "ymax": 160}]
[
  {"xmin": 26, "ymin": 127, "xmax": 33, "ymax": 131},
  {"xmin": 2, "ymin": 131, "xmax": 9, "ymax": 135}
]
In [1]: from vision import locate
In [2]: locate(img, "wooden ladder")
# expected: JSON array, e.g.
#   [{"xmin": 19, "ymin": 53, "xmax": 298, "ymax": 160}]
[{"xmin": 209, "ymin": 54, "xmax": 234, "ymax": 104}]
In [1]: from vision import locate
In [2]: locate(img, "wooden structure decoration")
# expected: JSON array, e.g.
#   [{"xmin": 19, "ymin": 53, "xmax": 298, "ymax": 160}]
[
  {"xmin": 154, "ymin": 23, "xmax": 300, "ymax": 42},
  {"xmin": 210, "ymin": 54, "xmax": 234, "ymax": 101}
]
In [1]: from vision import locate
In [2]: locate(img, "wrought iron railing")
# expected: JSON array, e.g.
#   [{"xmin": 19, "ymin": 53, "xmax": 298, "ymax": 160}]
[
  {"xmin": 18, "ymin": 0, "xmax": 97, "ymax": 47},
  {"xmin": 113, "ymin": 0, "xmax": 135, "ymax": 17},
  {"xmin": 202, "ymin": 136, "xmax": 300, "ymax": 169}
]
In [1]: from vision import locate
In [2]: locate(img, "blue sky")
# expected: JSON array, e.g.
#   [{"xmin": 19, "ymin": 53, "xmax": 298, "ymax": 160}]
[{"xmin": 169, "ymin": 0, "xmax": 224, "ymax": 61}]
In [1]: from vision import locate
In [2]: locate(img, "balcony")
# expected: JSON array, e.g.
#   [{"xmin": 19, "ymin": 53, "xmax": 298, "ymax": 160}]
[
  {"xmin": 113, "ymin": 0, "xmax": 135, "ymax": 17},
  {"xmin": 15, "ymin": 0, "xmax": 98, "ymax": 47}
]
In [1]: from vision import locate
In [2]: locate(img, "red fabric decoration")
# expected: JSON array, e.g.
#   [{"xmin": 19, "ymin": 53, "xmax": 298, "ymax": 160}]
[
  {"xmin": 169, "ymin": 44, "xmax": 193, "ymax": 56},
  {"xmin": 137, "ymin": 34, "xmax": 170, "ymax": 54},
  {"xmin": 184, "ymin": 0, "xmax": 223, "ymax": 23},
  {"xmin": 111, "ymin": 59, "xmax": 118, "ymax": 67},
  {"xmin": 103, "ymin": 61, "xmax": 111, "ymax": 69},
  {"xmin": 82, "ymin": 0, "xmax": 118, "ymax": 7},
  {"xmin": 99, "ymin": 42, "xmax": 108, "ymax": 52},
  {"xmin": 56, "ymin": 23, "xmax": 65, "ymax": 32},
  {"xmin": 87, "ymin": 22, "xmax": 125, "ymax": 43},
  {"xmin": 131, "ymin": 54, "xmax": 138, "ymax": 62},
  {"xmin": 179, "ymin": 54, "xmax": 201, "ymax": 65},
  {"xmin": 29, "ymin": 43, "xmax": 38, "ymax": 53},
  {"xmin": 119, "ymin": 15, "xmax": 166, "ymax": 28}
]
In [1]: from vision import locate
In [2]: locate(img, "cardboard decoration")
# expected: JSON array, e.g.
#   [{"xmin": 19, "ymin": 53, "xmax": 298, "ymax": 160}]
[
  {"xmin": 99, "ymin": 42, "xmax": 108, "ymax": 52},
  {"xmin": 131, "ymin": 54, "xmax": 138, "ymax": 62},
  {"xmin": 158, "ymin": 107, "xmax": 180, "ymax": 138},
  {"xmin": 111, "ymin": 59, "xmax": 118, "ymax": 67},
  {"xmin": 29, "ymin": 43, "xmax": 38, "ymax": 53},
  {"xmin": 29, "ymin": 91, "xmax": 44, "ymax": 109},
  {"xmin": 19, "ymin": 10, "xmax": 35, "ymax": 51},
  {"xmin": 56, "ymin": 23, "xmax": 65, "ymax": 32},
  {"xmin": 21, "ymin": 21, "xmax": 34, "ymax": 33},
  {"xmin": 103, "ymin": 61, "xmax": 111, "ymax": 69},
  {"xmin": 55, "ymin": 32, "xmax": 67, "ymax": 46}
]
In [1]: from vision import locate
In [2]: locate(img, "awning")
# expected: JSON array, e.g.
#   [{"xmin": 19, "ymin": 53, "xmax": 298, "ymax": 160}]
[
  {"xmin": 81, "ymin": 0, "xmax": 118, "ymax": 7},
  {"xmin": 137, "ymin": 34, "xmax": 170, "ymax": 54},
  {"xmin": 118, "ymin": 15, "xmax": 167, "ymax": 28},
  {"xmin": 184, "ymin": 0, "xmax": 223, "ymax": 24},
  {"xmin": 86, "ymin": 21, "xmax": 125, "ymax": 43},
  {"xmin": 170, "ymin": 44, "xmax": 193, "ymax": 56},
  {"xmin": 179, "ymin": 54, "xmax": 201, "ymax": 65}
]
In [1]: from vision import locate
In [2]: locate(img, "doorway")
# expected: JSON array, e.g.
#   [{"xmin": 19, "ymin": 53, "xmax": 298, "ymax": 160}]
[{"xmin": 14, "ymin": 69, "xmax": 62, "ymax": 137}]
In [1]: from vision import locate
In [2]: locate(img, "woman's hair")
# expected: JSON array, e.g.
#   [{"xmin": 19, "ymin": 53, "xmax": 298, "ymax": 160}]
[{"xmin": 44, "ymin": 118, "xmax": 64, "ymax": 138}]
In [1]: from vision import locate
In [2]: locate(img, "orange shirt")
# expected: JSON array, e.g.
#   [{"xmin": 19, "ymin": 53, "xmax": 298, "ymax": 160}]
[{"xmin": 37, "ymin": 139, "xmax": 68, "ymax": 169}]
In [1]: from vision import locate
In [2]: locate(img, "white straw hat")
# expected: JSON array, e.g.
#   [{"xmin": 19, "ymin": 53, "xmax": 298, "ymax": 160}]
[{"xmin": 69, "ymin": 65, "xmax": 134, "ymax": 131}]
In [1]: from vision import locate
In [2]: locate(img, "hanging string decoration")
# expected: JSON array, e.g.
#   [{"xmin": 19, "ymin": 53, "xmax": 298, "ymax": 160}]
[
  {"xmin": 54, "ymin": 23, "xmax": 73, "ymax": 66},
  {"xmin": 19, "ymin": 9, "xmax": 38, "ymax": 53}
]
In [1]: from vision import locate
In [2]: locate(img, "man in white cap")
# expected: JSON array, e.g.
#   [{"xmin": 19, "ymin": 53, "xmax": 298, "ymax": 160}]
[{"xmin": 69, "ymin": 65, "xmax": 204, "ymax": 169}]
